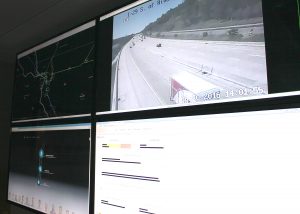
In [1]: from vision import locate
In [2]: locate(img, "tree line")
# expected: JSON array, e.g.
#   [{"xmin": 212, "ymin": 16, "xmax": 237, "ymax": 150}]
[{"xmin": 143, "ymin": 0, "xmax": 263, "ymax": 32}]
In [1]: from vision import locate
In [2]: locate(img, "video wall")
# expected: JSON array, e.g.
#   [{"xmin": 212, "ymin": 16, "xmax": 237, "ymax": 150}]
[{"xmin": 7, "ymin": 0, "xmax": 300, "ymax": 214}]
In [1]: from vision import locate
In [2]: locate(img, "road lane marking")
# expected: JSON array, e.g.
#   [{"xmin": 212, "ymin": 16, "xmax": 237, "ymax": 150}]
[
  {"xmin": 249, "ymin": 54, "xmax": 265, "ymax": 58},
  {"xmin": 126, "ymin": 46, "xmax": 165, "ymax": 105}
]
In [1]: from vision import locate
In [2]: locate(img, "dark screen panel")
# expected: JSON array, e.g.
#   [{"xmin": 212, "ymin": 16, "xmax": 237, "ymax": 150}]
[
  {"xmin": 96, "ymin": 18, "xmax": 113, "ymax": 112},
  {"xmin": 263, "ymin": 0, "xmax": 300, "ymax": 93},
  {"xmin": 12, "ymin": 22, "xmax": 96, "ymax": 121},
  {"xmin": 8, "ymin": 125, "xmax": 90, "ymax": 214}
]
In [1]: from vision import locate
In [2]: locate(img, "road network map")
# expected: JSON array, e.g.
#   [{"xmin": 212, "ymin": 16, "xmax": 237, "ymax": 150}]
[{"xmin": 12, "ymin": 25, "xmax": 95, "ymax": 121}]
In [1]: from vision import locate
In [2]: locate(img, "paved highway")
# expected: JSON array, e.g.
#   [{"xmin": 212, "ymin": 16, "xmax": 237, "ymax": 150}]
[{"xmin": 116, "ymin": 36, "xmax": 268, "ymax": 110}]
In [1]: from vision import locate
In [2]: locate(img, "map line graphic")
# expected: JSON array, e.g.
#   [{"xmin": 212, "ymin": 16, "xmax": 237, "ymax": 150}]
[
  {"xmin": 17, "ymin": 41, "xmax": 95, "ymax": 118},
  {"xmin": 54, "ymin": 44, "xmax": 95, "ymax": 75}
]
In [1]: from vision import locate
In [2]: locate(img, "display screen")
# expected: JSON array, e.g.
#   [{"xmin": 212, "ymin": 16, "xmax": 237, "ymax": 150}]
[
  {"xmin": 110, "ymin": 0, "xmax": 268, "ymax": 111},
  {"xmin": 95, "ymin": 108, "xmax": 300, "ymax": 214},
  {"xmin": 8, "ymin": 124, "xmax": 91, "ymax": 214},
  {"xmin": 96, "ymin": 0, "xmax": 300, "ymax": 113},
  {"xmin": 12, "ymin": 21, "xmax": 95, "ymax": 122}
]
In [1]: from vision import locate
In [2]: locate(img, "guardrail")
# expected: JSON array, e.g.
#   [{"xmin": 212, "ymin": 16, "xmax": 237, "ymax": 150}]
[
  {"xmin": 161, "ymin": 23, "xmax": 264, "ymax": 34},
  {"xmin": 111, "ymin": 50, "xmax": 121, "ymax": 111}
]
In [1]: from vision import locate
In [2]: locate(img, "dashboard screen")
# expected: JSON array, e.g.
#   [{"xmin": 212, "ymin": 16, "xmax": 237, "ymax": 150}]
[
  {"xmin": 95, "ymin": 108, "xmax": 300, "ymax": 214},
  {"xmin": 8, "ymin": 124, "xmax": 91, "ymax": 214}
]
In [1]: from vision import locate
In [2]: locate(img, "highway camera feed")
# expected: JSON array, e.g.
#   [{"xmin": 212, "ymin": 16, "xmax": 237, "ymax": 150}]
[{"xmin": 111, "ymin": 0, "xmax": 268, "ymax": 111}]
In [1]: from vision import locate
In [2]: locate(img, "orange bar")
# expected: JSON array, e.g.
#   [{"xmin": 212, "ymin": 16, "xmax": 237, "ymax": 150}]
[{"xmin": 121, "ymin": 144, "xmax": 131, "ymax": 149}]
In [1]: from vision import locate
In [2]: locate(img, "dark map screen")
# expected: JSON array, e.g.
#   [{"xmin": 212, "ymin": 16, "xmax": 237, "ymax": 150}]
[{"xmin": 12, "ymin": 22, "xmax": 95, "ymax": 121}]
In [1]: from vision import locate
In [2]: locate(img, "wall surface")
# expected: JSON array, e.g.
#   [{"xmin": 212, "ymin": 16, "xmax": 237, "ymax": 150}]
[
  {"xmin": 10, "ymin": 206, "xmax": 32, "ymax": 214},
  {"xmin": 0, "ymin": 62, "xmax": 36, "ymax": 214},
  {"xmin": 0, "ymin": 61, "xmax": 14, "ymax": 214}
]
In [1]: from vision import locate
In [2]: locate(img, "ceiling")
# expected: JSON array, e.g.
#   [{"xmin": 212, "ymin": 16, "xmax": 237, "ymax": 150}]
[{"xmin": 0, "ymin": 0, "xmax": 131, "ymax": 63}]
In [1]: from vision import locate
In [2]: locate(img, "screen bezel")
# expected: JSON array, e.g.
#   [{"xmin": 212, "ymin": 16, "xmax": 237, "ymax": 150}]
[{"xmin": 96, "ymin": 94, "xmax": 300, "ymax": 122}]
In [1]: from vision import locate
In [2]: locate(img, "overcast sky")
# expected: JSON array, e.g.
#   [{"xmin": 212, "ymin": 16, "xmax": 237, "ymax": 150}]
[{"xmin": 113, "ymin": 0, "xmax": 183, "ymax": 39}]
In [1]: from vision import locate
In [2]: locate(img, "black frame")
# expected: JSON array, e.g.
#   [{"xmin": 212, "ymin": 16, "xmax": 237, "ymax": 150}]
[
  {"xmin": 95, "ymin": 95, "xmax": 300, "ymax": 122},
  {"xmin": 6, "ymin": 0, "xmax": 300, "ymax": 213}
]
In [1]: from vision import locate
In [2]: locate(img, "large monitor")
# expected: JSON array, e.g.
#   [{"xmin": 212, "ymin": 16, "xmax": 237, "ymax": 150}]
[
  {"xmin": 8, "ymin": 124, "xmax": 91, "ymax": 214},
  {"xmin": 96, "ymin": 0, "xmax": 300, "ymax": 113},
  {"xmin": 12, "ymin": 21, "xmax": 95, "ymax": 122},
  {"xmin": 94, "ymin": 106, "xmax": 300, "ymax": 214}
]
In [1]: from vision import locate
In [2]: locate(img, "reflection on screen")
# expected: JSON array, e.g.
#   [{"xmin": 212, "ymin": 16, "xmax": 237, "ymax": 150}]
[
  {"xmin": 110, "ymin": 0, "xmax": 268, "ymax": 111},
  {"xmin": 95, "ymin": 108, "xmax": 300, "ymax": 214},
  {"xmin": 8, "ymin": 124, "xmax": 90, "ymax": 214}
]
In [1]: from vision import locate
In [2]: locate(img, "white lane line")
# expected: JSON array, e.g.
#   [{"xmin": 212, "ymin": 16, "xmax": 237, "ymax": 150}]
[
  {"xmin": 127, "ymin": 47, "xmax": 165, "ymax": 105},
  {"xmin": 249, "ymin": 54, "xmax": 265, "ymax": 58}
]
